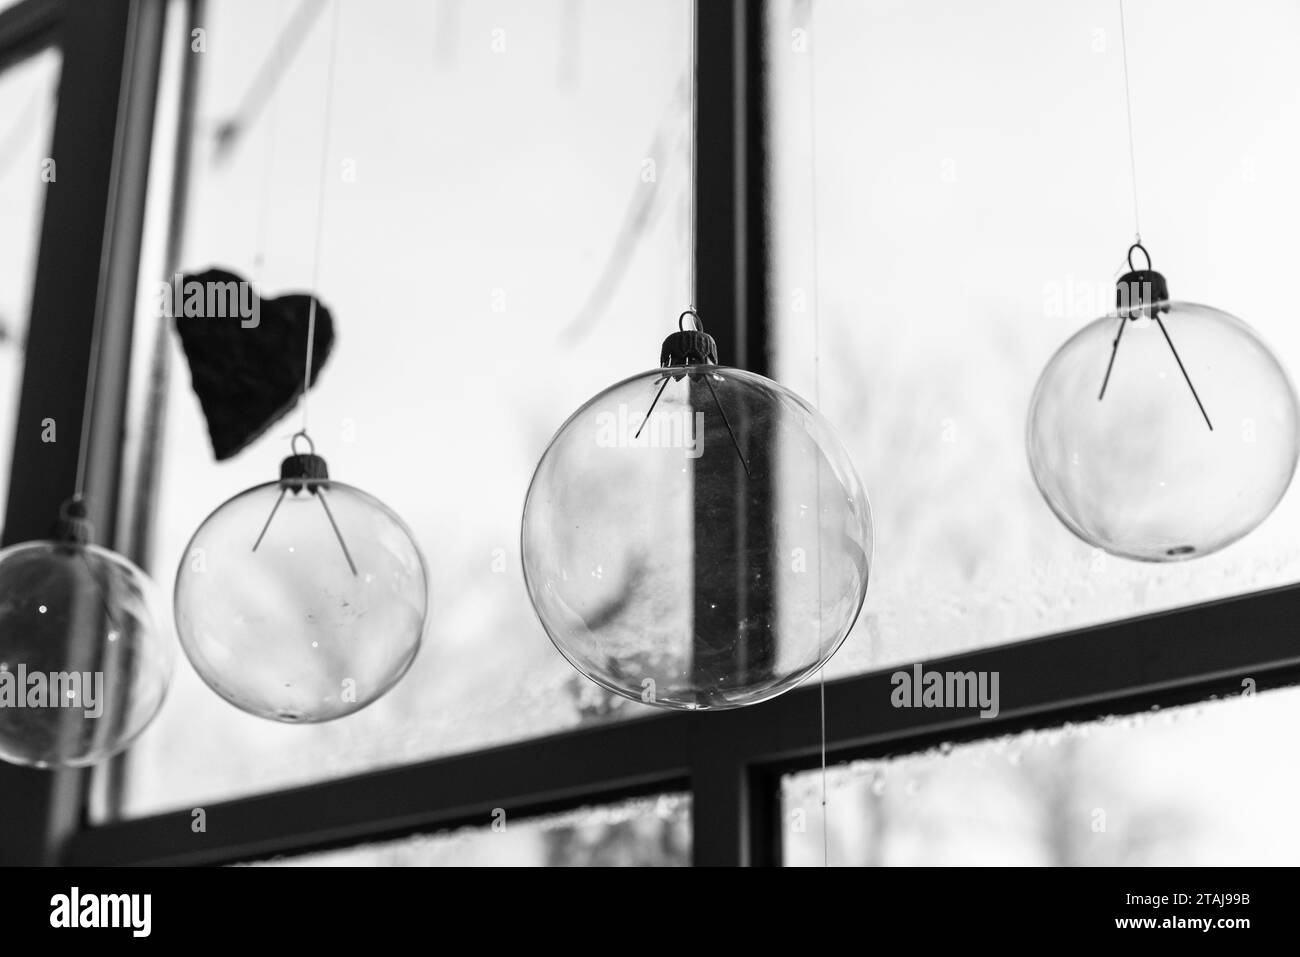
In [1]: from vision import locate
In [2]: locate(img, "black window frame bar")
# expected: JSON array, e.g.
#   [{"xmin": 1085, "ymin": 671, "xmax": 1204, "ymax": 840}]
[
  {"xmin": 59, "ymin": 582, "xmax": 1300, "ymax": 867},
  {"xmin": 3, "ymin": 0, "xmax": 1299, "ymax": 868}
]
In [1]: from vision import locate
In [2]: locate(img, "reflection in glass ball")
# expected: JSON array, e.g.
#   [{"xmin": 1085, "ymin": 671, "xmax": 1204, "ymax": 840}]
[
  {"xmin": 0, "ymin": 541, "xmax": 172, "ymax": 768},
  {"xmin": 522, "ymin": 365, "xmax": 872, "ymax": 710},
  {"xmin": 175, "ymin": 477, "xmax": 427, "ymax": 722},
  {"xmin": 1028, "ymin": 301, "xmax": 1299, "ymax": 561}
]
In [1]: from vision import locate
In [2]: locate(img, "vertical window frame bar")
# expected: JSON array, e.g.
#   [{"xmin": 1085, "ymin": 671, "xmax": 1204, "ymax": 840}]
[{"xmin": 0, "ymin": 0, "xmax": 164, "ymax": 866}]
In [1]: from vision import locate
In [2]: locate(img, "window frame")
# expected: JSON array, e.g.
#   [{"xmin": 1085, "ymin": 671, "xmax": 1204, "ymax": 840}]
[
  {"xmin": 2, "ymin": 0, "xmax": 1297, "ymax": 867},
  {"xmin": 0, "ymin": 0, "xmax": 165, "ymax": 866}
]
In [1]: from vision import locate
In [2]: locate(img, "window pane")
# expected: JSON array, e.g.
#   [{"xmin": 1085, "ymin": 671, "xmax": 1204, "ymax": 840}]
[
  {"xmin": 768, "ymin": 0, "xmax": 1300, "ymax": 676},
  {"xmin": 250, "ymin": 794, "xmax": 690, "ymax": 867},
  {"xmin": 118, "ymin": 0, "xmax": 688, "ymax": 816},
  {"xmin": 783, "ymin": 686, "xmax": 1300, "ymax": 866},
  {"xmin": 0, "ymin": 47, "xmax": 59, "ymax": 537}
]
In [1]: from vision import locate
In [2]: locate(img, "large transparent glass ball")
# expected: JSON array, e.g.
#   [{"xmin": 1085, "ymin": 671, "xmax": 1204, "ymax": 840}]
[
  {"xmin": 175, "ymin": 478, "xmax": 427, "ymax": 722},
  {"xmin": 0, "ymin": 541, "xmax": 172, "ymax": 768},
  {"xmin": 1028, "ymin": 302, "xmax": 1300, "ymax": 561},
  {"xmin": 522, "ymin": 365, "xmax": 872, "ymax": 710}
]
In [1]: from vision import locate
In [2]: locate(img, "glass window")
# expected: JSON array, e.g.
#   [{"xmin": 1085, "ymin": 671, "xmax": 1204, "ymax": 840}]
[
  {"xmin": 249, "ymin": 793, "xmax": 691, "ymax": 867},
  {"xmin": 117, "ymin": 0, "xmax": 690, "ymax": 817},
  {"xmin": 767, "ymin": 0, "xmax": 1300, "ymax": 677},
  {"xmin": 783, "ymin": 686, "xmax": 1300, "ymax": 866},
  {"xmin": 0, "ymin": 46, "xmax": 59, "ymax": 537}
]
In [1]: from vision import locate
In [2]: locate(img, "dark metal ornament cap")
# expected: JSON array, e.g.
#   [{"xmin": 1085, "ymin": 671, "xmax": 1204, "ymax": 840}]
[
  {"xmin": 280, "ymin": 453, "xmax": 329, "ymax": 493},
  {"xmin": 51, "ymin": 497, "xmax": 92, "ymax": 545},
  {"xmin": 1117, "ymin": 268, "xmax": 1170, "ymax": 318},
  {"xmin": 660, "ymin": 329, "xmax": 718, "ymax": 367}
]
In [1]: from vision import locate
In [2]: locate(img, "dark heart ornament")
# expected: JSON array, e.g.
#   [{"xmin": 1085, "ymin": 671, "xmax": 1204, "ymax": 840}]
[{"xmin": 174, "ymin": 267, "xmax": 334, "ymax": 461}]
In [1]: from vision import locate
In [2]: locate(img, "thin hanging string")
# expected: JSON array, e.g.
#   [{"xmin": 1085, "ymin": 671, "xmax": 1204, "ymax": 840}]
[
  {"xmin": 687, "ymin": 0, "xmax": 698, "ymax": 311},
  {"xmin": 807, "ymin": 0, "xmax": 828, "ymax": 869},
  {"xmin": 1118, "ymin": 0, "xmax": 1141, "ymax": 244},
  {"xmin": 301, "ymin": 0, "xmax": 342, "ymax": 438}
]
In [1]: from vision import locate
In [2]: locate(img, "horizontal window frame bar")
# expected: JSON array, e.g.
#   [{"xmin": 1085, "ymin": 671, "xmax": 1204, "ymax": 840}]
[{"xmin": 65, "ymin": 580, "xmax": 1300, "ymax": 866}]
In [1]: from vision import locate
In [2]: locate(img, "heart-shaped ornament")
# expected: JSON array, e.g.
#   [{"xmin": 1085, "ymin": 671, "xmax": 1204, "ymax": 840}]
[{"xmin": 173, "ymin": 267, "xmax": 334, "ymax": 461}]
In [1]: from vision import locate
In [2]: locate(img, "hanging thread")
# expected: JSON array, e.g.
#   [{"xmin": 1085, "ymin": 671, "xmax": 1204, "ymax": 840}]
[
  {"xmin": 1117, "ymin": 0, "xmax": 1141, "ymax": 244},
  {"xmin": 687, "ymin": 0, "xmax": 698, "ymax": 311},
  {"xmin": 1106, "ymin": 5, "xmax": 1212, "ymax": 431},
  {"xmin": 300, "ymin": 0, "xmax": 343, "ymax": 438}
]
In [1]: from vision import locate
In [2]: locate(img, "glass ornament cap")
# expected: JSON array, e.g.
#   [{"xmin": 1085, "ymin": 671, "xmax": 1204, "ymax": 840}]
[
  {"xmin": 1027, "ymin": 259, "xmax": 1299, "ymax": 561},
  {"xmin": 522, "ymin": 320, "xmax": 872, "ymax": 711},
  {"xmin": 0, "ymin": 522, "xmax": 173, "ymax": 768},
  {"xmin": 174, "ymin": 450, "xmax": 428, "ymax": 723}
]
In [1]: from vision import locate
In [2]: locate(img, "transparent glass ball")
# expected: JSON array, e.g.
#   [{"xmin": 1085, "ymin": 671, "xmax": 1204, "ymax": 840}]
[
  {"xmin": 0, "ymin": 541, "xmax": 172, "ymax": 768},
  {"xmin": 522, "ymin": 365, "xmax": 872, "ymax": 710},
  {"xmin": 1028, "ymin": 301, "xmax": 1300, "ymax": 561},
  {"xmin": 175, "ymin": 477, "xmax": 428, "ymax": 722}
]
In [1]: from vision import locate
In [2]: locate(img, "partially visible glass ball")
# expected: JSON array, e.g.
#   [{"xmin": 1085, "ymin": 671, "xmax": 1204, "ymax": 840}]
[
  {"xmin": 1028, "ymin": 301, "xmax": 1300, "ymax": 561},
  {"xmin": 175, "ymin": 477, "xmax": 427, "ymax": 722},
  {"xmin": 522, "ymin": 365, "xmax": 872, "ymax": 710},
  {"xmin": 0, "ymin": 541, "xmax": 172, "ymax": 768}
]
